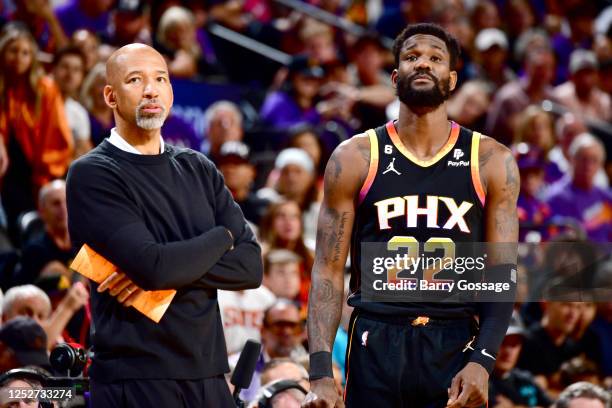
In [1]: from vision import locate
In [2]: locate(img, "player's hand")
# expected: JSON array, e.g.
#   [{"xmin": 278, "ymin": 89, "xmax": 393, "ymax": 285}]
[
  {"xmin": 302, "ymin": 377, "xmax": 344, "ymax": 408},
  {"xmin": 446, "ymin": 362, "xmax": 489, "ymax": 408},
  {"xmin": 98, "ymin": 271, "xmax": 144, "ymax": 307}
]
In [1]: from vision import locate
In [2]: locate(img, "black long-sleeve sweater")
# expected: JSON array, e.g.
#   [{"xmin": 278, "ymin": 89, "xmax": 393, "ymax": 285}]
[{"xmin": 66, "ymin": 140, "xmax": 263, "ymax": 382}]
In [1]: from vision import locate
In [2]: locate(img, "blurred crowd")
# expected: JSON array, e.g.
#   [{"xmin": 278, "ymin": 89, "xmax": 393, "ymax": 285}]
[{"xmin": 0, "ymin": 0, "xmax": 611, "ymax": 407}]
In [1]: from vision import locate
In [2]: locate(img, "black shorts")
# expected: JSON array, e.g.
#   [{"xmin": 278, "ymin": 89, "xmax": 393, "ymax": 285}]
[
  {"xmin": 344, "ymin": 309, "xmax": 477, "ymax": 408},
  {"xmin": 90, "ymin": 375, "xmax": 235, "ymax": 408}
]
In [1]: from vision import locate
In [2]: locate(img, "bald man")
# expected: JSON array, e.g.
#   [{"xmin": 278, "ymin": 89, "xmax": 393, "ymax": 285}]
[{"xmin": 65, "ymin": 44, "xmax": 263, "ymax": 407}]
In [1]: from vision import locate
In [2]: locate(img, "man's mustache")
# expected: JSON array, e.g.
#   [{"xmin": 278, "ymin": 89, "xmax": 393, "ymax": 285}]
[{"xmin": 408, "ymin": 71, "xmax": 438, "ymax": 83}]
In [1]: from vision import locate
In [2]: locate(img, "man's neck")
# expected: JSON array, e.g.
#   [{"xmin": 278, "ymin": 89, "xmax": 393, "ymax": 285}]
[
  {"xmin": 524, "ymin": 77, "xmax": 546, "ymax": 101},
  {"xmin": 395, "ymin": 103, "xmax": 452, "ymax": 159},
  {"xmin": 47, "ymin": 226, "xmax": 71, "ymax": 251},
  {"xmin": 115, "ymin": 121, "xmax": 161, "ymax": 155}
]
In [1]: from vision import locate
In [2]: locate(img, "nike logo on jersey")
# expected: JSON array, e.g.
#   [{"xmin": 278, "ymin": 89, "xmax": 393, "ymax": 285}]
[
  {"xmin": 374, "ymin": 195, "xmax": 473, "ymax": 232},
  {"xmin": 481, "ymin": 349, "xmax": 496, "ymax": 360},
  {"xmin": 382, "ymin": 157, "xmax": 401, "ymax": 175}
]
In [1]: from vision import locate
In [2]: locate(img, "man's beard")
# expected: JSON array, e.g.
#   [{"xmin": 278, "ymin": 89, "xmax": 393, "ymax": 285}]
[
  {"xmin": 135, "ymin": 99, "xmax": 167, "ymax": 130},
  {"xmin": 396, "ymin": 71, "xmax": 451, "ymax": 109}
]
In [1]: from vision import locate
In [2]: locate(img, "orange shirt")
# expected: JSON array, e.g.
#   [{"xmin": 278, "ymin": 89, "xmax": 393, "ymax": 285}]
[{"xmin": 0, "ymin": 76, "xmax": 73, "ymax": 188}]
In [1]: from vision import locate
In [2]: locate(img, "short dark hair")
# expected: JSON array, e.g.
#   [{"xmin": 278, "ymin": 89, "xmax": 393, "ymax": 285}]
[
  {"xmin": 53, "ymin": 45, "xmax": 85, "ymax": 67},
  {"xmin": 392, "ymin": 23, "xmax": 461, "ymax": 70}
]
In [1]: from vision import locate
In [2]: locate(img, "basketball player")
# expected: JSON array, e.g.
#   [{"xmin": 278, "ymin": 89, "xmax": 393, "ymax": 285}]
[{"xmin": 303, "ymin": 24, "xmax": 518, "ymax": 408}]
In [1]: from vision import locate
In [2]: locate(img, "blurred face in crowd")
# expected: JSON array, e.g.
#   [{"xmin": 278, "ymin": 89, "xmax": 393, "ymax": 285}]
[
  {"xmin": 495, "ymin": 334, "xmax": 523, "ymax": 374},
  {"xmin": 524, "ymin": 112, "xmax": 554, "ymax": 151},
  {"xmin": 305, "ymin": 32, "xmax": 336, "ymax": 65},
  {"xmin": 471, "ymin": 1, "xmax": 500, "ymax": 30},
  {"xmin": 291, "ymin": 132, "xmax": 322, "ymax": 170},
  {"xmin": 543, "ymin": 302, "xmax": 581, "ymax": 335},
  {"xmin": 54, "ymin": 54, "xmax": 85, "ymax": 97},
  {"xmin": 105, "ymin": 45, "xmax": 173, "ymax": 131},
  {"xmin": 261, "ymin": 361, "xmax": 309, "ymax": 391},
  {"xmin": 525, "ymin": 49, "xmax": 555, "ymax": 86},
  {"xmin": 114, "ymin": 12, "xmax": 147, "ymax": 44},
  {"xmin": 520, "ymin": 168, "xmax": 545, "ymax": 198},
  {"xmin": 39, "ymin": 183, "xmax": 68, "ymax": 233},
  {"xmin": 575, "ymin": 302, "xmax": 597, "ymax": 335},
  {"xmin": 0, "ymin": 379, "xmax": 40, "ymax": 407},
  {"xmin": 262, "ymin": 303, "xmax": 304, "ymax": 358},
  {"xmin": 3, "ymin": 295, "xmax": 51, "ymax": 325},
  {"xmin": 272, "ymin": 202, "xmax": 302, "ymax": 243},
  {"xmin": 165, "ymin": 19, "xmax": 196, "ymax": 51},
  {"xmin": 2, "ymin": 37, "xmax": 33, "ymax": 77},
  {"xmin": 566, "ymin": 397, "xmax": 606, "ymax": 408},
  {"xmin": 506, "ymin": 0, "xmax": 534, "ymax": 36},
  {"xmin": 278, "ymin": 164, "xmax": 314, "ymax": 201},
  {"xmin": 572, "ymin": 68, "xmax": 598, "ymax": 99},
  {"xmin": 355, "ymin": 43, "xmax": 384, "ymax": 76},
  {"xmin": 264, "ymin": 261, "xmax": 301, "ymax": 300},
  {"xmin": 218, "ymin": 160, "xmax": 255, "ymax": 197},
  {"xmin": 208, "ymin": 109, "xmax": 243, "ymax": 155},
  {"xmin": 448, "ymin": 82, "xmax": 489, "ymax": 126},
  {"xmin": 392, "ymin": 34, "xmax": 457, "ymax": 109},
  {"xmin": 72, "ymin": 30, "xmax": 100, "ymax": 72},
  {"xmin": 572, "ymin": 144, "xmax": 604, "ymax": 189},
  {"xmin": 90, "ymin": 71, "xmax": 109, "ymax": 111},
  {"xmin": 292, "ymin": 73, "xmax": 321, "ymax": 103},
  {"xmin": 481, "ymin": 45, "xmax": 507, "ymax": 71}
]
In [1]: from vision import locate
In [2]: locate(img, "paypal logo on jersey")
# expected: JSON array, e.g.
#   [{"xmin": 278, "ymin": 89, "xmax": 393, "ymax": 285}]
[{"xmin": 448, "ymin": 148, "xmax": 469, "ymax": 167}]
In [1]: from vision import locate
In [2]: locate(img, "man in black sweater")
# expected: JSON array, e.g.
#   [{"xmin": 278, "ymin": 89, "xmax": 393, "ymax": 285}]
[{"xmin": 66, "ymin": 43, "xmax": 263, "ymax": 407}]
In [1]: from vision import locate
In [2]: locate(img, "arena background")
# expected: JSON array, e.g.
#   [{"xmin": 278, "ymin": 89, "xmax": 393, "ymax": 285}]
[{"xmin": 0, "ymin": 0, "xmax": 610, "ymax": 406}]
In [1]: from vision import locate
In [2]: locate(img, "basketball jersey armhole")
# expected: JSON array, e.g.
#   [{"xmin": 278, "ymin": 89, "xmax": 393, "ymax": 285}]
[
  {"xmin": 470, "ymin": 132, "xmax": 486, "ymax": 207},
  {"xmin": 358, "ymin": 129, "xmax": 379, "ymax": 205}
]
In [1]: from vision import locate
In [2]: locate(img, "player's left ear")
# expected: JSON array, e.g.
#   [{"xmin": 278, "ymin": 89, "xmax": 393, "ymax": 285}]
[
  {"xmin": 449, "ymin": 70, "xmax": 458, "ymax": 92},
  {"xmin": 391, "ymin": 69, "xmax": 398, "ymax": 88}
]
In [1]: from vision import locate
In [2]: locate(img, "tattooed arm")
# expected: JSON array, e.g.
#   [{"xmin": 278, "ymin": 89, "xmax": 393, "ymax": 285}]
[
  {"xmin": 448, "ymin": 136, "xmax": 519, "ymax": 408},
  {"xmin": 303, "ymin": 135, "xmax": 370, "ymax": 408}
]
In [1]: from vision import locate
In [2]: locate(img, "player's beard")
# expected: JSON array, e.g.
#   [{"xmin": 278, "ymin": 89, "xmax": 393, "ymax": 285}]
[
  {"xmin": 396, "ymin": 70, "xmax": 451, "ymax": 109},
  {"xmin": 135, "ymin": 99, "xmax": 167, "ymax": 130}
]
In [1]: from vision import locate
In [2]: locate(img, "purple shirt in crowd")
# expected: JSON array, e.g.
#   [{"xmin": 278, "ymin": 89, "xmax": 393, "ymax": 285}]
[
  {"xmin": 55, "ymin": 0, "xmax": 110, "ymax": 36},
  {"xmin": 545, "ymin": 178, "xmax": 612, "ymax": 242},
  {"xmin": 259, "ymin": 91, "xmax": 320, "ymax": 129}
]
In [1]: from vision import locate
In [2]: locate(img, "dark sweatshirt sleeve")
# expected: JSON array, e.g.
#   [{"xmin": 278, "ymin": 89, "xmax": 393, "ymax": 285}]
[
  {"xmin": 66, "ymin": 158, "xmax": 233, "ymax": 291},
  {"xmin": 194, "ymin": 159, "xmax": 263, "ymax": 290}
]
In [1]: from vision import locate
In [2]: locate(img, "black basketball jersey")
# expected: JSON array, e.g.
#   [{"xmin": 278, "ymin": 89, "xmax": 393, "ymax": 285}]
[{"xmin": 348, "ymin": 120, "xmax": 486, "ymax": 318}]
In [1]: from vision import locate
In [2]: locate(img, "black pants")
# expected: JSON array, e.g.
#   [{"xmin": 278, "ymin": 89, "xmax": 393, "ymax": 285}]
[
  {"xmin": 90, "ymin": 375, "xmax": 235, "ymax": 408},
  {"xmin": 344, "ymin": 310, "xmax": 477, "ymax": 408}
]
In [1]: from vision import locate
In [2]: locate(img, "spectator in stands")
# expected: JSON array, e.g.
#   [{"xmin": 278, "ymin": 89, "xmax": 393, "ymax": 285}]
[
  {"xmin": 514, "ymin": 105, "xmax": 563, "ymax": 184},
  {"xmin": 156, "ymin": 6, "xmax": 207, "ymax": 79},
  {"xmin": 286, "ymin": 124, "xmax": 327, "ymax": 183},
  {"xmin": 261, "ymin": 299, "xmax": 306, "ymax": 361},
  {"xmin": 9, "ymin": 0, "xmax": 68, "ymax": 54},
  {"xmin": 260, "ymin": 358, "xmax": 309, "ymax": 392},
  {"xmin": 555, "ymin": 382, "xmax": 610, "ymax": 408},
  {"xmin": 259, "ymin": 148, "xmax": 320, "ymax": 247},
  {"xmin": 299, "ymin": 20, "xmax": 338, "ymax": 66},
  {"xmin": 545, "ymin": 133, "xmax": 612, "ymax": 242},
  {"xmin": 202, "ymin": 100, "xmax": 244, "ymax": 161},
  {"xmin": 559, "ymin": 356, "xmax": 602, "ymax": 389},
  {"xmin": 2, "ymin": 283, "xmax": 88, "ymax": 350},
  {"xmin": 259, "ymin": 200, "xmax": 314, "ymax": 306},
  {"xmin": 259, "ymin": 56, "xmax": 325, "ymax": 129},
  {"xmin": 80, "ymin": 63, "xmax": 113, "ymax": 146},
  {"xmin": 572, "ymin": 302, "xmax": 602, "ymax": 365},
  {"xmin": 263, "ymin": 249, "xmax": 302, "ymax": 302},
  {"xmin": 554, "ymin": 49, "xmax": 611, "ymax": 122},
  {"xmin": 0, "ymin": 317, "xmax": 49, "ymax": 372},
  {"xmin": 52, "ymin": 46, "xmax": 92, "ymax": 158},
  {"xmin": 343, "ymin": 34, "xmax": 395, "ymax": 132},
  {"xmin": 486, "ymin": 46, "xmax": 557, "ymax": 145},
  {"xmin": 55, "ymin": 0, "xmax": 113, "ymax": 37},
  {"xmin": 0, "ymin": 373, "xmax": 46, "ymax": 408},
  {"xmin": 473, "ymin": 28, "xmax": 515, "ymax": 92},
  {"xmin": 217, "ymin": 141, "xmax": 269, "ymax": 225},
  {"xmin": 72, "ymin": 29, "xmax": 100, "ymax": 73},
  {"xmin": 513, "ymin": 144, "xmax": 551, "ymax": 241},
  {"xmin": 517, "ymin": 302, "xmax": 582, "ymax": 381},
  {"xmin": 217, "ymin": 280, "xmax": 276, "ymax": 357},
  {"xmin": 503, "ymin": 0, "xmax": 536, "ymax": 45},
  {"xmin": 103, "ymin": 0, "xmax": 151, "ymax": 46},
  {"xmin": 14, "ymin": 180, "xmax": 77, "ymax": 286},
  {"xmin": 447, "ymin": 80, "xmax": 490, "ymax": 133},
  {"xmin": 590, "ymin": 302, "xmax": 612, "ymax": 379},
  {"xmin": 470, "ymin": 1, "xmax": 501, "ymax": 33},
  {"xmin": 489, "ymin": 312, "xmax": 553, "ymax": 407},
  {"xmin": 0, "ymin": 25, "xmax": 73, "ymax": 243}
]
